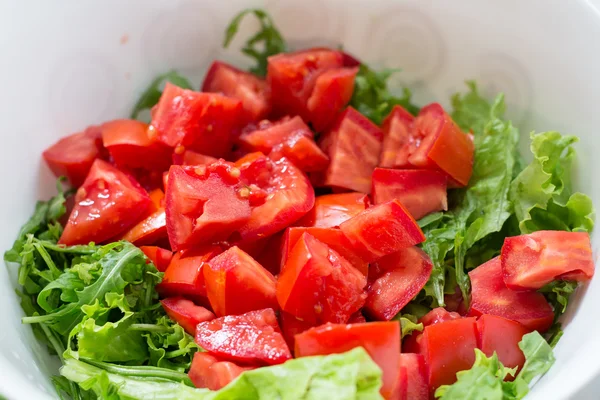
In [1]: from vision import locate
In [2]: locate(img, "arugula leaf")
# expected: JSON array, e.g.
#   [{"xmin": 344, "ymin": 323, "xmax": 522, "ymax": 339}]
[
  {"xmin": 223, "ymin": 9, "xmax": 287, "ymax": 77},
  {"xmin": 131, "ymin": 71, "xmax": 193, "ymax": 121}
]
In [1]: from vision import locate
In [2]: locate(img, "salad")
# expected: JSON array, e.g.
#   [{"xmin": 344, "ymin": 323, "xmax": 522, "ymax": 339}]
[{"xmin": 5, "ymin": 8, "xmax": 595, "ymax": 400}]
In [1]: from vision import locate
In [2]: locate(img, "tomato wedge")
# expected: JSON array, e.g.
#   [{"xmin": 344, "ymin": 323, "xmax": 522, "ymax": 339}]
[
  {"xmin": 140, "ymin": 246, "xmax": 172, "ymax": 272},
  {"xmin": 339, "ymin": 200, "xmax": 425, "ymax": 262},
  {"xmin": 120, "ymin": 208, "xmax": 167, "ymax": 245},
  {"xmin": 314, "ymin": 107, "xmax": 383, "ymax": 193},
  {"xmin": 277, "ymin": 232, "xmax": 367, "ymax": 324},
  {"xmin": 379, "ymin": 105, "xmax": 414, "ymax": 168},
  {"xmin": 161, "ymin": 297, "xmax": 215, "ymax": 335},
  {"xmin": 189, "ymin": 352, "xmax": 255, "ymax": 390},
  {"xmin": 476, "ymin": 314, "xmax": 530, "ymax": 373},
  {"xmin": 202, "ymin": 60, "xmax": 270, "ymax": 122},
  {"xmin": 204, "ymin": 246, "xmax": 278, "ymax": 317},
  {"xmin": 195, "ymin": 308, "xmax": 291, "ymax": 366},
  {"xmin": 279, "ymin": 311, "xmax": 317, "ymax": 350},
  {"xmin": 501, "ymin": 230, "xmax": 594, "ymax": 289},
  {"xmin": 59, "ymin": 160, "xmax": 152, "ymax": 245},
  {"xmin": 294, "ymin": 322, "xmax": 401, "ymax": 399},
  {"xmin": 172, "ymin": 149, "xmax": 217, "ymax": 166},
  {"xmin": 295, "ymin": 192, "xmax": 370, "ymax": 228},
  {"xmin": 165, "ymin": 163, "xmax": 252, "ymax": 251},
  {"xmin": 402, "ymin": 307, "xmax": 462, "ymax": 354},
  {"xmin": 43, "ymin": 126, "xmax": 104, "ymax": 187},
  {"xmin": 365, "ymin": 247, "xmax": 433, "ymax": 321},
  {"xmin": 468, "ymin": 257, "xmax": 554, "ymax": 332},
  {"xmin": 396, "ymin": 353, "xmax": 428, "ymax": 400},
  {"xmin": 371, "ymin": 168, "xmax": 447, "ymax": 220}
]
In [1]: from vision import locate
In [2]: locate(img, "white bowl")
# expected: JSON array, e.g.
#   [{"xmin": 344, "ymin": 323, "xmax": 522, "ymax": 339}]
[{"xmin": 1, "ymin": 0, "xmax": 599, "ymax": 399}]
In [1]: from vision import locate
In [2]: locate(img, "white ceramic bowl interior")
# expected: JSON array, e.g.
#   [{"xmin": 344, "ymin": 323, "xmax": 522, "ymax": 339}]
[{"xmin": 1, "ymin": 0, "xmax": 599, "ymax": 398}]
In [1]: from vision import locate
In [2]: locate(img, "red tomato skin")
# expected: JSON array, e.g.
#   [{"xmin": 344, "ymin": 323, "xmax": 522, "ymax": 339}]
[
  {"xmin": 189, "ymin": 352, "xmax": 255, "ymax": 390},
  {"xmin": 202, "ymin": 60, "xmax": 270, "ymax": 122},
  {"xmin": 421, "ymin": 317, "xmax": 478, "ymax": 391},
  {"xmin": 501, "ymin": 230, "xmax": 594, "ymax": 290},
  {"xmin": 314, "ymin": 107, "xmax": 383, "ymax": 193},
  {"xmin": 476, "ymin": 315, "xmax": 530, "ymax": 373},
  {"xmin": 396, "ymin": 353, "xmax": 428, "ymax": 400},
  {"xmin": 161, "ymin": 297, "xmax": 215, "ymax": 335},
  {"xmin": 279, "ymin": 311, "xmax": 317, "ymax": 350},
  {"xmin": 295, "ymin": 192, "xmax": 370, "ymax": 228},
  {"xmin": 340, "ymin": 200, "xmax": 426, "ymax": 262},
  {"xmin": 203, "ymin": 246, "xmax": 278, "ymax": 317},
  {"xmin": 195, "ymin": 308, "xmax": 292, "ymax": 366},
  {"xmin": 294, "ymin": 322, "xmax": 401, "ymax": 399},
  {"xmin": 59, "ymin": 160, "xmax": 152, "ymax": 245},
  {"xmin": 371, "ymin": 168, "xmax": 448, "ymax": 220},
  {"xmin": 306, "ymin": 67, "xmax": 359, "ymax": 132},
  {"xmin": 120, "ymin": 208, "xmax": 167, "ymax": 245},
  {"xmin": 379, "ymin": 105, "xmax": 415, "ymax": 168},
  {"xmin": 402, "ymin": 307, "xmax": 462, "ymax": 354},
  {"xmin": 468, "ymin": 257, "xmax": 554, "ymax": 332},
  {"xmin": 140, "ymin": 246, "xmax": 173, "ymax": 272},
  {"xmin": 277, "ymin": 233, "xmax": 367, "ymax": 324},
  {"xmin": 165, "ymin": 163, "xmax": 252, "ymax": 251},
  {"xmin": 43, "ymin": 127, "xmax": 104, "ymax": 187},
  {"xmin": 365, "ymin": 247, "xmax": 433, "ymax": 321},
  {"xmin": 172, "ymin": 150, "xmax": 218, "ymax": 166},
  {"xmin": 341, "ymin": 51, "xmax": 361, "ymax": 67}
]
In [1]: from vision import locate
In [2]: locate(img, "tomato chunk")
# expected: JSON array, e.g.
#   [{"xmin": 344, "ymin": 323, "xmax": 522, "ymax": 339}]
[
  {"xmin": 315, "ymin": 107, "xmax": 383, "ymax": 193},
  {"xmin": 165, "ymin": 163, "xmax": 252, "ymax": 251},
  {"xmin": 396, "ymin": 353, "xmax": 428, "ymax": 400},
  {"xmin": 59, "ymin": 160, "xmax": 152, "ymax": 245},
  {"xmin": 468, "ymin": 257, "xmax": 554, "ymax": 332},
  {"xmin": 279, "ymin": 311, "xmax": 317, "ymax": 350},
  {"xmin": 501, "ymin": 230, "xmax": 594, "ymax": 289},
  {"xmin": 476, "ymin": 315, "xmax": 530, "ymax": 373},
  {"xmin": 204, "ymin": 246, "xmax": 278, "ymax": 317},
  {"xmin": 195, "ymin": 308, "xmax": 291, "ymax": 366},
  {"xmin": 189, "ymin": 352, "xmax": 255, "ymax": 391},
  {"xmin": 161, "ymin": 297, "xmax": 215, "ymax": 335},
  {"xmin": 43, "ymin": 127, "xmax": 104, "ymax": 187},
  {"xmin": 402, "ymin": 307, "xmax": 462, "ymax": 354},
  {"xmin": 306, "ymin": 67, "xmax": 358, "ymax": 132},
  {"xmin": 379, "ymin": 105, "xmax": 415, "ymax": 168},
  {"xmin": 365, "ymin": 247, "xmax": 433, "ymax": 320},
  {"xmin": 371, "ymin": 168, "xmax": 447, "ymax": 220},
  {"xmin": 421, "ymin": 317, "xmax": 478, "ymax": 391},
  {"xmin": 120, "ymin": 208, "xmax": 167, "ymax": 245},
  {"xmin": 294, "ymin": 322, "xmax": 401, "ymax": 399},
  {"xmin": 295, "ymin": 192, "xmax": 370, "ymax": 228},
  {"xmin": 340, "ymin": 200, "xmax": 425, "ymax": 262},
  {"xmin": 140, "ymin": 246, "xmax": 172, "ymax": 272},
  {"xmin": 202, "ymin": 60, "xmax": 270, "ymax": 122},
  {"xmin": 172, "ymin": 149, "xmax": 218, "ymax": 166},
  {"xmin": 277, "ymin": 233, "xmax": 367, "ymax": 324}
]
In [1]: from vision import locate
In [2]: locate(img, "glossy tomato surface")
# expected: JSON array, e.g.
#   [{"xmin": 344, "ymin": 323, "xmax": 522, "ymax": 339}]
[
  {"xmin": 161, "ymin": 297, "xmax": 215, "ymax": 335},
  {"xmin": 379, "ymin": 105, "xmax": 414, "ymax": 168},
  {"xmin": 189, "ymin": 352, "xmax": 255, "ymax": 391},
  {"xmin": 295, "ymin": 192, "xmax": 370, "ymax": 228},
  {"xmin": 140, "ymin": 246, "xmax": 172, "ymax": 272}
]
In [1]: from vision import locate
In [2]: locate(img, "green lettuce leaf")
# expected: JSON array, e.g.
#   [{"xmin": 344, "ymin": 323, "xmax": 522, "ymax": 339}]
[
  {"xmin": 130, "ymin": 71, "xmax": 193, "ymax": 121},
  {"xmin": 392, "ymin": 313, "xmax": 423, "ymax": 338}
]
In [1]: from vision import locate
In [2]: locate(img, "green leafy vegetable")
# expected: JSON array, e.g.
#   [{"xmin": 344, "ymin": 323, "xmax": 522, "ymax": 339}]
[
  {"xmin": 392, "ymin": 313, "xmax": 423, "ymax": 339},
  {"xmin": 224, "ymin": 9, "xmax": 287, "ymax": 77},
  {"xmin": 130, "ymin": 71, "xmax": 193, "ymax": 121}
]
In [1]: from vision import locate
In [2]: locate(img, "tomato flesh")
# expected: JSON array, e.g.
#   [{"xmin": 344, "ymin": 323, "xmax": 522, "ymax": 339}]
[
  {"xmin": 120, "ymin": 208, "xmax": 167, "ymax": 245},
  {"xmin": 204, "ymin": 246, "xmax": 278, "ymax": 317},
  {"xmin": 294, "ymin": 322, "xmax": 401, "ymax": 399},
  {"xmin": 371, "ymin": 168, "xmax": 447, "ymax": 220},
  {"xmin": 501, "ymin": 230, "xmax": 594, "ymax": 289},
  {"xmin": 172, "ymin": 149, "xmax": 218, "ymax": 166},
  {"xmin": 397, "ymin": 353, "xmax": 428, "ymax": 400},
  {"xmin": 195, "ymin": 308, "xmax": 291, "ymax": 366},
  {"xmin": 161, "ymin": 297, "xmax": 215, "ymax": 335},
  {"xmin": 189, "ymin": 352, "xmax": 255, "ymax": 390},
  {"xmin": 476, "ymin": 314, "xmax": 530, "ymax": 374},
  {"xmin": 379, "ymin": 105, "xmax": 414, "ymax": 168},
  {"xmin": 295, "ymin": 192, "xmax": 370, "ymax": 228},
  {"xmin": 140, "ymin": 246, "xmax": 173, "ymax": 272},
  {"xmin": 279, "ymin": 311, "xmax": 317, "ymax": 350},
  {"xmin": 468, "ymin": 257, "xmax": 554, "ymax": 332},
  {"xmin": 340, "ymin": 200, "xmax": 425, "ymax": 262},
  {"xmin": 277, "ymin": 233, "xmax": 367, "ymax": 324},
  {"xmin": 402, "ymin": 307, "xmax": 462, "ymax": 354}
]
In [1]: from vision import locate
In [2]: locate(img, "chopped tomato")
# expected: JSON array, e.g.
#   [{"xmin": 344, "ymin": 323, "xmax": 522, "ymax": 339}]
[
  {"xmin": 371, "ymin": 168, "xmax": 447, "ymax": 220},
  {"xmin": 172, "ymin": 149, "xmax": 218, "ymax": 166},
  {"xmin": 148, "ymin": 188, "xmax": 165, "ymax": 209},
  {"xmin": 165, "ymin": 163, "xmax": 252, "ymax": 251},
  {"xmin": 314, "ymin": 107, "xmax": 383, "ymax": 193},
  {"xmin": 501, "ymin": 231, "xmax": 594, "ymax": 289},
  {"xmin": 277, "ymin": 232, "xmax": 367, "ymax": 324},
  {"xmin": 468, "ymin": 257, "xmax": 554, "ymax": 332},
  {"xmin": 204, "ymin": 246, "xmax": 278, "ymax": 317},
  {"xmin": 379, "ymin": 105, "xmax": 414, "ymax": 168},
  {"xmin": 281, "ymin": 227, "xmax": 368, "ymax": 276},
  {"xmin": 306, "ymin": 67, "xmax": 358, "ymax": 132},
  {"xmin": 267, "ymin": 48, "xmax": 343, "ymax": 121},
  {"xmin": 59, "ymin": 160, "xmax": 152, "ymax": 245},
  {"xmin": 150, "ymin": 83, "xmax": 242, "ymax": 158},
  {"xmin": 397, "ymin": 353, "xmax": 428, "ymax": 400},
  {"xmin": 279, "ymin": 311, "xmax": 316, "ymax": 350},
  {"xmin": 421, "ymin": 317, "xmax": 478, "ymax": 391},
  {"xmin": 189, "ymin": 352, "xmax": 255, "ymax": 390},
  {"xmin": 294, "ymin": 322, "xmax": 401, "ymax": 399},
  {"xmin": 42, "ymin": 126, "xmax": 104, "ymax": 187},
  {"xmin": 402, "ymin": 307, "xmax": 462, "ymax": 354},
  {"xmin": 247, "ymin": 232, "xmax": 285, "ymax": 275},
  {"xmin": 235, "ymin": 153, "xmax": 315, "ymax": 243},
  {"xmin": 202, "ymin": 60, "xmax": 270, "ymax": 122},
  {"xmin": 476, "ymin": 315, "xmax": 530, "ymax": 373},
  {"xmin": 140, "ymin": 246, "xmax": 172, "ymax": 272},
  {"xmin": 161, "ymin": 297, "xmax": 215, "ymax": 335},
  {"xmin": 341, "ymin": 51, "xmax": 361, "ymax": 67},
  {"xmin": 365, "ymin": 247, "xmax": 433, "ymax": 320},
  {"xmin": 195, "ymin": 308, "xmax": 291, "ymax": 365},
  {"xmin": 339, "ymin": 200, "xmax": 425, "ymax": 262},
  {"xmin": 120, "ymin": 208, "xmax": 167, "ymax": 245},
  {"xmin": 295, "ymin": 192, "xmax": 370, "ymax": 228},
  {"xmin": 404, "ymin": 103, "xmax": 474, "ymax": 187},
  {"xmin": 156, "ymin": 245, "xmax": 222, "ymax": 305}
]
